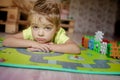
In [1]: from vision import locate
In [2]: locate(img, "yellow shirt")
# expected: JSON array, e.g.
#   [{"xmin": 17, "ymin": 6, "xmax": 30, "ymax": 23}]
[{"xmin": 23, "ymin": 27, "xmax": 69, "ymax": 44}]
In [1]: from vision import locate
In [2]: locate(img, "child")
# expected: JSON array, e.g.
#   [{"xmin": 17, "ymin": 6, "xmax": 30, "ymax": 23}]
[{"xmin": 3, "ymin": 0, "xmax": 80, "ymax": 54}]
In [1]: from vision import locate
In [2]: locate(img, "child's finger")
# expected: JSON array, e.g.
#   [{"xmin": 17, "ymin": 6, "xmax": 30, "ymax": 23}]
[
  {"xmin": 27, "ymin": 47, "xmax": 40, "ymax": 52},
  {"xmin": 38, "ymin": 44, "xmax": 50, "ymax": 53}
]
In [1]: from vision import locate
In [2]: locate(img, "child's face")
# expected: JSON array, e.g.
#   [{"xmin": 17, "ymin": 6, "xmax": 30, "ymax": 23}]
[{"xmin": 31, "ymin": 14, "xmax": 57, "ymax": 43}]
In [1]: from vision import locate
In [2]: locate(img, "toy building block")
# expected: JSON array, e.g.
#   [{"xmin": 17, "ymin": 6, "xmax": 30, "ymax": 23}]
[
  {"xmin": 110, "ymin": 41, "xmax": 117, "ymax": 47},
  {"xmin": 107, "ymin": 43, "xmax": 114, "ymax": 57},
  {"xmin": 81, "ymin": 36, "xmax": 85, "ymax": 46},
  {"xmin": 100, "ymin": 42, "xmax": 107, "ymax": 55},
  {"xmin": 106, "ymin": 43, "xmax": 112, "ymax": 57},
  {"xmin": 84, "ymin": 38, "xmax": 89, "ymax": 48},
  {"xmin": 81, "ymin": 33, "xmax": 120, "ymax": 59},
  {"xmin": 85, "ymin": 35, "xmax": 94, "ymax": 39},
  {"xmin": 95, "ymin": 31, "xmax": 104, "ymax": 42},
  {"xmin": 110, "ymin": 46, "xmax": 120, "ymax": 59},
  {"xmin": 82, "ymin": 36, "xmax": 88, "ymax": 48},
  {"xmin": 108, "ymin": 41, "xmax": 120, "ymax": 59},
  {"xmin": 102, "ymin": 39, "xmax": 109, "ymax": 43},
  {"xmin": 88, "ymin": 39, "xmax": 94, "ymax": 50},
  {"xmin": 82, "ymin": 35, "xmax": 94, "ymax": 48},
  {"xmin": 117, "ymin": 42, "xmax": 120, "ymax": 46},
  {"xmin": 111, "ymin": 46, "xmax": 120, "ymax": 58},
  {"xmin": 94, "ymin": 40, "xmax": 101, "ymax": 53}
]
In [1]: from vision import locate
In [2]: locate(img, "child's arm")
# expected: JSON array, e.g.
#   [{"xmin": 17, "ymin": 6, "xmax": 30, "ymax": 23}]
[
  {"xmin": 3, "ymin": 32, "xmax": 35, "ymax": 47},
  {"xmin": 48, "ymin": 39, "xmax": 80, "ymax": 54},
  {"xmin": 2, "ymin": 32, "xmax": 50, "ymax": 52}
]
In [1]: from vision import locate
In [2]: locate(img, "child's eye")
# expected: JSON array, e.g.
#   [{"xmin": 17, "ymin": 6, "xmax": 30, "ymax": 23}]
[
  {"xmin": 44, "ymin": 26, "xmax": 52, "ymax": 31},
  {"xmin": 33, "ymin": 26, "xmax": 39, "ymax": 29}
]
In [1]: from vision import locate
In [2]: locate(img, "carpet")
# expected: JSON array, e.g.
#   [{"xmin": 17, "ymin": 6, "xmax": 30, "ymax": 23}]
[{"xmin": 0, "ymin": 38, "xmax": 120, "ymax": 75}]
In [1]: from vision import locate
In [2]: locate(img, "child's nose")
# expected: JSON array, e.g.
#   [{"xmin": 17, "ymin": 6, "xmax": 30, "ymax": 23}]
[{"xmin": 38, "ymin": 30, "xmax": 44, "ymax": 36}]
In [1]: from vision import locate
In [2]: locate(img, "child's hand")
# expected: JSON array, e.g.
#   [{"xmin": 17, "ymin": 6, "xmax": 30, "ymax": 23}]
[
  {"xmin": 27, "ymin": 46, "xmax": 50, "ymax": 53},
  {"xmin": 27, "ymin": 47, "xmax": 42, "ymax": 52},
  {"xmin": 47, "ymin": 42, "xmax": 54, "ymax": 45},
  {"xmin": 28, "ymin": 42, "xmax": 51, "ymax": 53}
]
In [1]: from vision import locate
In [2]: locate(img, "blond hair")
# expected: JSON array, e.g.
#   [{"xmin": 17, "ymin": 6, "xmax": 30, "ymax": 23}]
[{"xmin": 31, "ymin": 0, "xmax": 60, "ymax": 30}]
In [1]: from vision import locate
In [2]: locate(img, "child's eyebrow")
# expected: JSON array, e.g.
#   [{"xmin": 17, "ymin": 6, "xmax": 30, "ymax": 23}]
[
  {"xmin": 43, "ymin": 23, "xmax": 54, "ymax": 27},
  {"xmin": 31, "ymin": 23, "xmax": 37, "ymax": 25},
  {"xmin": 31, "ymin": 23, "xmax": 54, "ymax": 28}
]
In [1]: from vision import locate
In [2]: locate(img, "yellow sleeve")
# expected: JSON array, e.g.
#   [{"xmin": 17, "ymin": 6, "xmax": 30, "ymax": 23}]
[
  {"xmin": 22, "ymin": 27, "xmax": 33, "ymax": 40},
  {"xmin": 54, "ymin": 28, "xmax": 69, "ymax": 44}
]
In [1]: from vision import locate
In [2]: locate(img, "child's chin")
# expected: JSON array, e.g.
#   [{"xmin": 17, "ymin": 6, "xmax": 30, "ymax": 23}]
[
  {"xmin": 37, "ymin": 41, "xmax": 47, "ymax": 44},
  {"xmin": 38, "ymin": 41, "xmax": 46, "ymax": 44}
]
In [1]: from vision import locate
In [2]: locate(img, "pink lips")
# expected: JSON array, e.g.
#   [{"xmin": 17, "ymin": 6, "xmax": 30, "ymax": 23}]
[{"xmin": 36, "ymin": 38, "xmax": 46, "ymax": 41}]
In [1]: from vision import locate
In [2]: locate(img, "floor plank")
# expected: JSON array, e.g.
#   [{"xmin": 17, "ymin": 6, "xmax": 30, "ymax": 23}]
[{"xmin": 0, "ymin": 67, "xmax": 120, "ymax": 80}]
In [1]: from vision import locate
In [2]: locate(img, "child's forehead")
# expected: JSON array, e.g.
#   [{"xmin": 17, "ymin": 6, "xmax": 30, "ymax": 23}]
[
  {"xmin": 31, "ymin": 14, "xmax": 53, "ymax": 26},
  {"xmin": 31, "ymin": 14, "xmax": 46, "ymax": 22},
  {"xmin": 31, "ymin": 23, "xmax": 54, "ymax": 27}
]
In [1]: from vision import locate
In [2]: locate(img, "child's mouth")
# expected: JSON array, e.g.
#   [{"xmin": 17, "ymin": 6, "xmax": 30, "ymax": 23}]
[{"xmin": 36, "ymin": 38, "xmax": 46, "ymax": 42}]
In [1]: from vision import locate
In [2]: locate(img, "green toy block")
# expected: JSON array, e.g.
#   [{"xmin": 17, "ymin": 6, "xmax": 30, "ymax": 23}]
[
  {"xmin": 106, "ymin": 43, "xmax": 112, "ymax": 57},
  {"xmin": 94, "ymin": 40, "xmax": 101, "ymax": 53},
  {"xmin": 84, "ymin": 35, "xmax": 94, "ymax": 39},
  {"xmin": 117, "ymin": 42, "xmax": 120, "ymax": 46}
]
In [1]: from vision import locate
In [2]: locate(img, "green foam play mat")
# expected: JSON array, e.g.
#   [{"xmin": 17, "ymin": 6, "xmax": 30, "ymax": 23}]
[{"xmin": 0, "ymin": 38, "xmax": 120, "ymax": 75}]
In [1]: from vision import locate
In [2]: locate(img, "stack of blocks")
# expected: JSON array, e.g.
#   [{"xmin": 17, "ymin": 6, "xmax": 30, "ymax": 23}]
[
  {"xmin": 82, "ymin": 31, "xmax": 120, "ymax": 59},
  {"xmin": 108, "ymin": 41, "xmax": 120, "ymax": 58}
]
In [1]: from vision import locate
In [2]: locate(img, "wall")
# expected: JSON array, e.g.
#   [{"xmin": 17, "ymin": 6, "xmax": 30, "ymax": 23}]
[
  {"xmin": 69, "ymin": 0, "xmax": 118, "ymax": 36},
  {"xmin": 114, "ymin": 0, "xmax": 120, "ymax": 37},
  {"xmin": 116, "ymin": 0, "xmax": 120, "ymax": 21}
]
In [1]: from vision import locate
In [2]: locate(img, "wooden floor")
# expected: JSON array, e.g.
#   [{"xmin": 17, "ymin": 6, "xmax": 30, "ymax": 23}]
[
  {"xmin": 0, "ymin": 32, "xmax": 120, "ymax": 80},
  {"xmin": 0, "ymin": 67, "xmax": 120, "ymax": 80}
]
